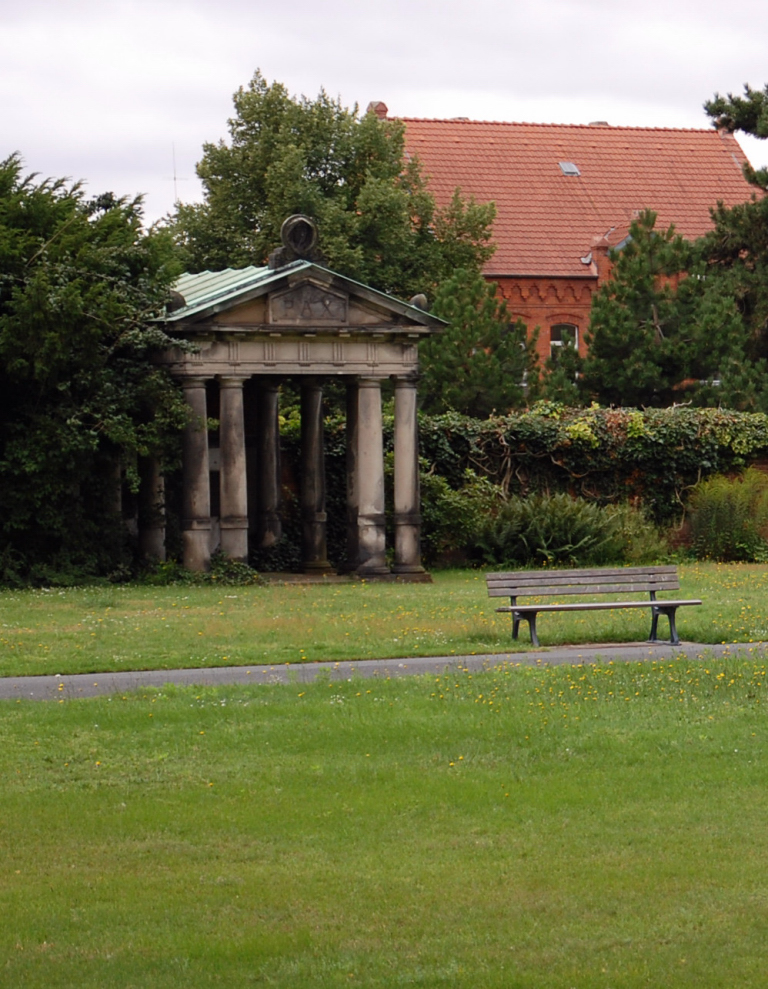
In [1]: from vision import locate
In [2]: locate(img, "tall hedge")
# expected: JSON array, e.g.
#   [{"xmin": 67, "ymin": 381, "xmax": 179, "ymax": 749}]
[
  {"xmin": 416, "ymin": 404, "xmax": 768, "ymax": 524},
  {"xmin": 262, "ymin": 404, "xmax": 768, "ymax": 571}
]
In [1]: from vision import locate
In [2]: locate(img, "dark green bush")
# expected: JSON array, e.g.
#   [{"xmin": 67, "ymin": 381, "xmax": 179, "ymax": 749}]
[
  {"xmin": 419, "ymin": 469, "xmax": 498, "ymax": 566},
  {"xmin": 688, "ymin": 469, "xmax": 768, "ymax": 561},
  {"xmin": 139, "ymin": 551, "xmax": 263, "ymax": 586},
  {"xmin": 476, "ymin": 494, "xmax": 665, "ymax": 568}
]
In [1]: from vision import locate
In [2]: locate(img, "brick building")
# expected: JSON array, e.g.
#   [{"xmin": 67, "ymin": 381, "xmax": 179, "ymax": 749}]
[{"xmin": 376, "ymin": 108, "xmax": 756, "ymax": 364}]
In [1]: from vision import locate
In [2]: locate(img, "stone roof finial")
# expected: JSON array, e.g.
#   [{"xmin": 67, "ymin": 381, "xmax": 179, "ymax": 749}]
[{"xmin": 268, "ymin": 214, "xmax": 325, "ymax": 269}]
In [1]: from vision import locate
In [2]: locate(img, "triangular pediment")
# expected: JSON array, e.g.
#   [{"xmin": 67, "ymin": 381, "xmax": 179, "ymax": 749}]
[
  {"xmin": 163, "ymin": 261, "xmax": 445, "ymax": 334},
  {"xmin": 269, "ymin": 281, "xmax": 348, "ymax": 325}
]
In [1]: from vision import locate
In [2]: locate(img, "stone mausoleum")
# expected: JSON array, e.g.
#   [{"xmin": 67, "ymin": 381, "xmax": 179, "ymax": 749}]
[{"xmin": 142, "ymin": 217, "xmax": 443, "ymax": 578}]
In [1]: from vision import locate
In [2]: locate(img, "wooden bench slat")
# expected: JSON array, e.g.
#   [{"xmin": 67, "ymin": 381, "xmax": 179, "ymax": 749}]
[
  {"xmin": 487, "ymin": 565, "xmax": 678, "ymax": 580},
  {"xmin": 485, "ymin": 564, "xmax": 701, "ymax": 647},
  {"xmin": 487, "ymin": 581, "xmax": 679, "ymax": 598},
  {"xmin": 495, "ymin": 599, "xmax": 702, "ymax": 613},
  {"xmin": 486, "ymin": 572, "xmax": 679, "ymax": 587}
]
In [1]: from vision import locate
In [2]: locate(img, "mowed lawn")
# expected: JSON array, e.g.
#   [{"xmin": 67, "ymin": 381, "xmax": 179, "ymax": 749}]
[
  {"xmin": 3, "ymin": 656, "xmax": 768, "ymax": 987},
  {"xmin": 1, "ymin": 563, "xmax": 768, "ymax": 678}
]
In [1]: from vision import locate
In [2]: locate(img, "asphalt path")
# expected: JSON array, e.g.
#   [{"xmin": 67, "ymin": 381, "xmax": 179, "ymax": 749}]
[{"xmin": 1, "ymin": 640, "xmax": 765, "ymax": 701}]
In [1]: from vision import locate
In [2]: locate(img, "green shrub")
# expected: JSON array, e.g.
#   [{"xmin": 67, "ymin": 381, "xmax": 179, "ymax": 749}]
[
  {"xmin": 476, "ymin": 494, "xmax": 665, "ymax": 568},
  {"xmin": 139, "ymin": 551, "xmax": 263, "ymax": 586},
  {"xmin": 601, "ymin": 502, "xmax": 670, "ymax": 564},
  {"xmin": 688, "ymin": 469, "xmax": 768, "ymax": 561},
  {"xmin": 419, "ymin": 469, "xmax": 500, "ymax": 566}
]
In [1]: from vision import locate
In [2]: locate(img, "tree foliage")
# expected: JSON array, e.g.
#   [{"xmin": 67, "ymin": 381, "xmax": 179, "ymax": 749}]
[
  {"xmin": 705, "ymin": 83, "xmax": 768, "ymax": 189},
  {"xmin": 577, "ymin": 211, "xmax": 753, "ymax": 408},
  {"xmin": 173, "ymin": 71, "xmax": 496, "ymax": 299},
  {"xmin": 0, "ymin": 155, "xmax": 186, "ymax": 583},
  {"xmin": 696, "ymin": 86, "xmax": 768, "ymax": 388},
  {"xmin": 419, "ymin": 268, "xmax": 536, "ymax": 418}
]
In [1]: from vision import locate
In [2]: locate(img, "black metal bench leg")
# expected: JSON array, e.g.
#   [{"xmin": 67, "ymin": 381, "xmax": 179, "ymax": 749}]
[
  {"xmin": 512, "ymin": 614, "xmax": 520, "ymax": 641},
  {"xmin": 648, "ymin": 607, "xmax": 660, "ymax": 643},
  {"xmin": 648, "ymin": 606, "xmax": 680, "ymax": 645},
  {"xmin": 665, "ymin": 607, "xmax": 680, "ymax": 645},
  {"xmin": 526, "ymin": 613, "xmax": 540, "ymax": 648}
]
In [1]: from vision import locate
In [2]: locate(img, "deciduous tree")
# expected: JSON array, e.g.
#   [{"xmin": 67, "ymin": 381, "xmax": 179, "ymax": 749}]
[{"xmin": 173, "ymin": 72, "xmax": 496, "ymax": 300}]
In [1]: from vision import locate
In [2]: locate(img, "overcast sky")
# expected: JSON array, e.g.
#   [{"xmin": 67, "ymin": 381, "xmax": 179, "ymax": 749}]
[{"xmin": 3, "ymin": 0, "xmax": 768, "ymax": 225}]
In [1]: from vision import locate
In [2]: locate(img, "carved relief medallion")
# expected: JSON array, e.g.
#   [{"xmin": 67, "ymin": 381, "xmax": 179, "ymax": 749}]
[{"xmin": 269, "ymin": 282, "xmax": 348, "ymax": 325}]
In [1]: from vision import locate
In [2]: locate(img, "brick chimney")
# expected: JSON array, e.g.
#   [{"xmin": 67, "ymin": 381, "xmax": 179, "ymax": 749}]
[{"xmin": 366, "ymin": 101, "xmax": 388, "ymax": 120}]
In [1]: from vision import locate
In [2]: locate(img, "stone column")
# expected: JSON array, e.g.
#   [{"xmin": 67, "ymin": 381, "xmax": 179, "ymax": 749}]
[
  {"xmin": 108, "ymin": 459, "xmax": 123, "ymax": 518},
  {"xmin": 181, "ymin": 377, "xmax": 211, "ymax": 571},
  {"xmin": 356, "ymin": 377, "xmax": 388, "ymax": 575},
  {"xmin": 344, "ymin": 378, "xmax": 360, "ymax": 571},
  {"xmin": 256, "ymin": 380, "xmax": 282, "ymax": 549},
  {"xmin": 393, "ymin": 377, "xmax": 424, "ymax": 573},
  {"xmin": 219, "ymin": 376, "xmax": 249, "ymax": 563},
  {"xmin": 138, "ymin": 457, "xmax": 166, "ymax": 561},
  {"xmin": 300, "ymin": 378, "xmax": 331, "ymax": 572}
]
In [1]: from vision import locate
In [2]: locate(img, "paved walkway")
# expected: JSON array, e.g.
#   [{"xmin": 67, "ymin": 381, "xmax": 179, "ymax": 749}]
[{"xmin": 1, "ymin": 640, "xmax": 764, "ymax": 701}]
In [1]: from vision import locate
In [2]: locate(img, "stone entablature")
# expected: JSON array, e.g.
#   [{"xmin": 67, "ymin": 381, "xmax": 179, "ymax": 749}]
[
  {"xmin": 159, "ymin": 267, "xmax": 434, "ymax": 381},
  {"xmin": 162, "ymin": 335, "xmax": 421, "ymax": 379}
]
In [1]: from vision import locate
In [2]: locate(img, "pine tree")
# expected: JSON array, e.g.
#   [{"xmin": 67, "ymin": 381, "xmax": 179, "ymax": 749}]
[
  {"xmin": 701, "ymin": 83, "xmax": 768, "ymax": 402},
  {"xmin": 419, "ymin": 269, "xmax": 536, "ymax": 418},
  {"xmin": 580, "ymin": 211, "xmax": 749, "ymax": 407}
]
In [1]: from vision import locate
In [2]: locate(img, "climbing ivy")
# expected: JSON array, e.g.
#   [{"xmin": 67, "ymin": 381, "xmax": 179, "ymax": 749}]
[
  {"xmin": 261, "ymin": 403, "xmax": 768, "ymax": 571},
  {"xmin": 417, "ymin": 404, "xmax": 768, "ymax": 524}
]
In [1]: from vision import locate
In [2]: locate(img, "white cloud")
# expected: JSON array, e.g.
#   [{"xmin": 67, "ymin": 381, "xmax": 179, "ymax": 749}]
[{"xmin": 2, "ymin": 0, "xmax": 768, "ymax": 221}]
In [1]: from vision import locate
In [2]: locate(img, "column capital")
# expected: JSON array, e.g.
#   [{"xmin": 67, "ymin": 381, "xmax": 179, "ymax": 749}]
[
  {"xmin": 181, "ymin": 375, "xmax": 210, "ymax": 389},
  {"xmin": 358, "ymin": 376, "xmax": 384, "ymax": 390},
  {"xmin": 217, "ymin": 375, "xmax": 249, "ymax": 388}
]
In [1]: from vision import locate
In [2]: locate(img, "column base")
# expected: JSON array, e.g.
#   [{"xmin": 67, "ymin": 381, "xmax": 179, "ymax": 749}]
[
  {"xmin": 220, "ymin": 527, "xmax": 248, "ymax": 563},
  {"xmin": 303, "ymin": 561, "xmax": 336, "ymax": 575},
  {"xmin": 183, "ymin": 526, "xmax": 211, "ymax": 571},
  {"xmin": 139, "ymin": 527, "xmax": 166, "ymax": 562},
  {"xmin": 356, "ymin": 566, "xmax": 391, "ymax": 577},
  {"xmin": 256, "ymin": 511, "xmax": 283, "ymax": 550}
]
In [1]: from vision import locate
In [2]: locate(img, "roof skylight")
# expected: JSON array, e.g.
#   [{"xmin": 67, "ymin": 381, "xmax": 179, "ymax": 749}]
[{"xmin": 558, "ymin": 161, "xmax": 581, "ymax": 176}]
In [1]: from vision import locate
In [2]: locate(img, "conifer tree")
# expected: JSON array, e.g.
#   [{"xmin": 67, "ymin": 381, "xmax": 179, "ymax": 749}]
[
  {"xmin": 419, "ymin": 269, "xmax": 536, "ymax": 418},
  {"xmin": 701, "ymin": 83, "xmax": 768, "ymax": 399},
  {"xmin": 580, "ymin": 211, "xmax": 748, "ymax": 407}
]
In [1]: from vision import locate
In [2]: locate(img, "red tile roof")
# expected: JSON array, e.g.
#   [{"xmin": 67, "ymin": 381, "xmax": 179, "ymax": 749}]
[{"xmin": 402, "ymin": 119, "xmax": 756, "ymax": 278}]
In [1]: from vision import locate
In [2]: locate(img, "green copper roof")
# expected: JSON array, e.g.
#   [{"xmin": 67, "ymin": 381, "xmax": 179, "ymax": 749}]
[
  {"xmin": 171, "ymin": 265, "xmax": 272, "ymax": 317},
  {"xmin": 165, "ymin": 260, "xmax": 445, "ymax": 328}
]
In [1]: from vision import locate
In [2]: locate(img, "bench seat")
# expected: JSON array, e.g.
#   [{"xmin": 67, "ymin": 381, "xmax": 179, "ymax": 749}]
[{"xmin": 487, "ymin": 566, "xmax": 701, "ymax": 647}]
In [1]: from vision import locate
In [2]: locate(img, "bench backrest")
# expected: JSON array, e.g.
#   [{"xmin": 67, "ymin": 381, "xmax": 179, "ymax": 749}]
[{"xmin": 486, "ymin": 565, "xmax": 680, "ymax": 599}]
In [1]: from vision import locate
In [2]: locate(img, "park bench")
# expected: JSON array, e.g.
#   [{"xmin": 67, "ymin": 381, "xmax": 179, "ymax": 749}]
[{"xmin": 486, "ymin": 565, "xmax": 701, "ymax": 647}]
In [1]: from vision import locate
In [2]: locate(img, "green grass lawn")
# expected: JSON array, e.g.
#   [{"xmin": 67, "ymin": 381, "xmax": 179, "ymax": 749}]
[
  {"xmin": 3, "ymin": 655, "xmax": 768, "ymax": 987},
  {"xmin": 1, "ymin": 563, "xmax": 768, "ymax": 678}
]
